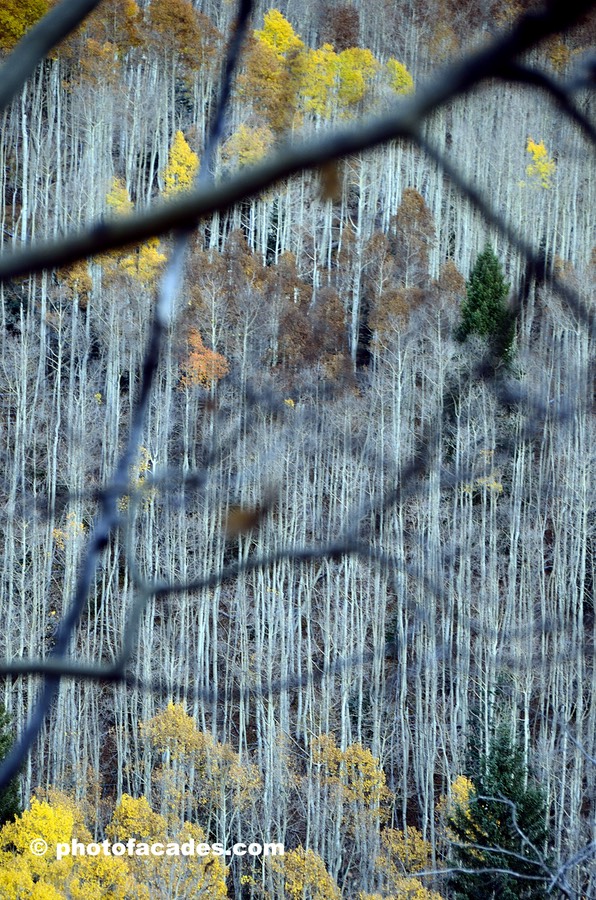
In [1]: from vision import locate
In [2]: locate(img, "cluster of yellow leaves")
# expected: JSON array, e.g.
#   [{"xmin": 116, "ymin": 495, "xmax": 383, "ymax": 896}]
[
  {"xmin": 525, "ymin": 138, "xmax": 556, "ymax": 189},
  {"xmin": 0, "ymin": 0, "xmax": 48, "ymax": 51},
  {"xmin": 222, "ymin": 123, "xmax": 274, "ymax": 168},
  {"xmin": 254, "ymin": 9, "xmax": 305, "ymax": 59},
  {"xmin": 100, "ymin": 133, "xmax": 196, "ymax": 290},
  {"xmin": 178, "ymin": 328, "xmax": 229, "ymax": 389},
  {"xmin": 244, "ymin": 9, "xmax": 413, "ymax": 131},
  {"xmin": 104, "ymin": 131, "xmax": 197, "ymax": 287},
  {"xmin": 141, "ymin": 703, "xmax": 261, "ymax": 811},
  {"xmin": 386, "ymin": 58, "xmax": 415, "ymax": 95},
  {"xmin": 378, "ymin": 826, "xmax": 432, "ymax": 874},
  {"xmin": 361, "ymin": 882, "xmax": 444, "ymax": 900},
  {"xmin": 0, "ymin": 797, "xmax": 134, "ymax": 899},
  {"xmin": 372, "ymin": 827, "xmax": 445, "ymax": 899},
  {"xmin": 120, "ymin": 238, "xmax": 167, "ymax": 284},
  {"xmin": 57, "ymin": 260, "xmax": 93, "ymax": 308},
  {"xmin": 311, "ymin": 734, "xmax": 392, "ymax": 819},
  {"xmin": 0, "ymin": 791, "xmax": 229, "ymax": 900},
  {"xmin": 269, "ymin": 846, "xmax": 341, "ymax": 899},
  {"xmin": 106, "ymin": 793, "xmax": 229, "ymax": 897},
  {"xmin": 301, "ymin": 44, "xmax": 378, "ymax": 117},
  {"xmin": 106, "ymin": 177, "xmax": 133, "ymax": 215},
  {"xmin": 162, "ymin": 130, "xmax": 199, "ymax": 197},
  {"xmin": 546, "ymin": 38, "xmax": 572, "ymax": 73},
  {"xmin": 103, "ymin": 178, "xmax": 166, "ymax": 287},
  {"xmin": 436, "ymin": 774, "xmax": 476, "ymax": 844},
  {"xmin": 52, "ymin": 512, "xmax": 86, "ymax": 551},
  {"xmin": 118, "ymin": 446, "xmax": 156, "ymax": 512}
]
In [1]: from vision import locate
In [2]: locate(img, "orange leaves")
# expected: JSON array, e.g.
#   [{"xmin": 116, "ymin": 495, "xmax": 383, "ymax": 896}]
[
  {"xmin": 178, "ymin": 329, "xmax": 229, "ymax": 389},
  {"xmin": 144, "ymin": 0, "xmax": 219, "ymax": 71},
  {"xmin": 238, "ymin": 36, "xmax": 302, "ymax": 134}
]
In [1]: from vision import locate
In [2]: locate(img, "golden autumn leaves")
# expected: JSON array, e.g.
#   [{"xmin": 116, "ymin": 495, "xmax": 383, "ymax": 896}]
[
  {"xmin": 0, "ymin": 703, "xmax": 472, "ymax": 899},
  {"xmin": 235, "ymin": 9, "xmax": 414, "ymax": 145}
]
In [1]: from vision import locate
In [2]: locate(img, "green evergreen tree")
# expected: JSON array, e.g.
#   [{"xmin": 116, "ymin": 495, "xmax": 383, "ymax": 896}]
[
  {"xmin": 448, "ymin": 726, "xmax": 551, "ymax": 899},
  {"xmin": 0, "ymin": 704, "xmax": 21, "ymax": 826},
  {"xmin": 456, "ymin": 244, "xmax": 515, "ymax": 359}
]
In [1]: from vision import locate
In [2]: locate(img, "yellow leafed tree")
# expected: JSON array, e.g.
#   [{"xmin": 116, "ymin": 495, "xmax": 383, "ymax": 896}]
[
  {"xmin": 386, "ymin": 58, "xmax": 415, "ymax": 94},
  {"xmin": 337, "ymin": 47, "xmax": 378, "ymax": 111},
  {"xmin": 103, "ymin": 178, "xmax": 166, "ymax": 287},
  {"xmin": 301, "ymin": 44, "xmax": 339, "ymax": 117},
  {"xmin": 311, "ymin": 734, "xmax": 392, "ymax": 822},
  {"xmin": 0, "ymin": 797, "xmax": 133, "ymax": 899},
  {"xmin": 107, "ymin": 794, "xmax": 228, "ymax": 899},
  {"xmin": 269, "ymin": 846, "xmax": 341, "ymax": 899},
  {"xmin": 222, "ymin": 124, "xmax": 274, "ymax": 168},
  {"xmin": 372, "ymin": 826, "xmax": 445, "ymax": 898},
  {"xmin": 162, "ymin": 130, "xmax": 199, "ymax": 197},
  {"xmin": 525, "ymin": 137, "xmax": 556, "ymax": 189},
  {"xmin": 254, "ymin": 9, "xmax": 304, "ymax": 60},
  {"xmin": 141, "ymin": 703, "xmax": 261, "ymax": 818}
]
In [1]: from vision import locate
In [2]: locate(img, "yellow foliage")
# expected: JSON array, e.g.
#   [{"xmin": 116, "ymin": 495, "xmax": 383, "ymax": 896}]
[
  {"xmin": 436, "ymin": 774, "xmax": 476, "ymax": 843},
  {"xmin": 547, "ymin": 38, "xmax": 571, "ymax": 73},
  {"xmin": 162, "ymin": 130, "xmax": 200, "ymax": 197},
  {"xmin": 301, "ymin": 44, "xmax": 339, "ymax": 117},
  {"xmin": 120, "ymin": 237, "xmax": 166, "ymax": 284},
  {"xmin": 337, "ymin": 47, "xmax": 378, "ymax": 110},
  {"xmin": 269, "ymin": 846, "xmax": 340, "ymax": 899},
  {"xmin": 238, "ymin": 37, "xmax": 302, "ymax": 133},
  {"xmin": 254, "ymin": 9, "xmax": 304, "ymax": 60},
  {"xmin": 0, "ymin": 0, "xmax": 49, "ymax": 51},
  {"xmin": 311, "ymin": 734, "xmax": 392, "ymax": 819},
  {"xmin": 141, "ymin": 703, "xmax": 262, "ymax": 811},
  {"xmin": 118, "ymin": 446, "xmax": 156, "ymax": 512},
  {"xmin": 107, "ymin": 797, "xmax": 228, "ymax": 898},
  {"xmin": 525, "ymin": 137, "xmax": 556, "ymax": 189},
  {"xmin": 361, "ymin": 880, "xmax": 445, "ymax": 899},
  {"xmin": 107, "ymin": 794, "xmax": 167, "ymax": 842},
  {"xmin": 106, "ymin": 177, "xmax": 133, "ymax": 216},
  {"xmin": 141, "ymin": 702, "xmax": 200, "ymax": 759},
  {"xmin": 0, "ymin": 797, "xmax": 132, "ymax": 899},
  {"xmin": 222, "ymin": 124, "xmax": 274, "ymax": 168},
  {"xmin": 57, "ymin": 259, "xmax": 93, "ymax": 306},
  {"xmin": 378, "ymin": 826, "xmax": 433, "ymax": 875},
  {"xmin": 461, "ymin": 450, "xmax": 503, "ymax": 497},
  {"xmin": 103, "ymin": 179, "xmax": 164, "ymax": 287},
  {"xmin": 386, "ymin": 58, "xmax": 415, "ymax": 95}
]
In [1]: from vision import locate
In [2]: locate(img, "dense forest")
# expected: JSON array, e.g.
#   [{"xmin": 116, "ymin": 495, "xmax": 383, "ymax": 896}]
[{"xmin": 0, "ymin": 0, "xmax": 595, "ymax": 897}]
